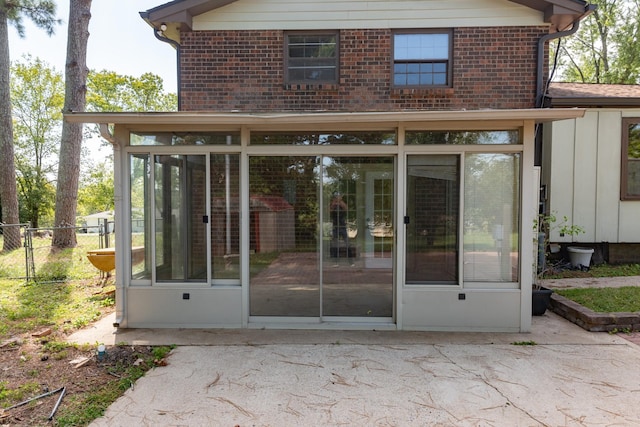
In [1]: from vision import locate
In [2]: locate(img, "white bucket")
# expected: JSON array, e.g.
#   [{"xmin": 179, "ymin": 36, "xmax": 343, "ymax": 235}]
[{"xmin": 567, "ymin": 246, "xmax": 594, "ymax": 268}]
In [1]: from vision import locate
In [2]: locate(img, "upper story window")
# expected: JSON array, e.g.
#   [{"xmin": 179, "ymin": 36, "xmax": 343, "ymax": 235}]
[
  {"xmin": 621, "ymin": 118, "xmax": 640, "ymax": 200},
  {"xmin": 393, "ymin": 30, "xmax": 452, "ymax": 87},
  {"xmin": 285, "ymin": 31, "xmax": 338, "ymax": 85}
]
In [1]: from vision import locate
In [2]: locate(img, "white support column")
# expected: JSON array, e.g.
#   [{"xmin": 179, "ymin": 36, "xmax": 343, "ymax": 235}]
[
  {"xmin": 520, "ymin": 121, "xmax": 536, "ymax": 332},
  {"xmin": 113, "ymin": 125, "xmax": 126, "ymax": 328},
  {"xmin": 240, "ymin": 126, "xmax": 250, "ymax": 328}
]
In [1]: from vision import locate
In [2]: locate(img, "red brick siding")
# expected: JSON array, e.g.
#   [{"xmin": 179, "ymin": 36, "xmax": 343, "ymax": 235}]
[{"xmin": 179, "ymin": 26, "xmax": 549, "ymax": 112}]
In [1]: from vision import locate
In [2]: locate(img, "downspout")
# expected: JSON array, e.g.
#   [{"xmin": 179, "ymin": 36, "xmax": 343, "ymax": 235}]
[
  {"xmin": 98, "ymin": 123, "xmax": 115, "ymax": 144},
  {"xmin": 535, "ymin": 4, "xmax": 596, "ymax": 165},
  {"xmin": 536, "ymin": 15, "xmax": 586, "ymax": 108},
  {"xmin": 153, "ymin": 24, "xmax": 182, "ymax": 110}
]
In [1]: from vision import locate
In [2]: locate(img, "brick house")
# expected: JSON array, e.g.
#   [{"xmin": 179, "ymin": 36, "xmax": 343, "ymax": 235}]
[{"xmin": 67, "ymin": 0, "xmax": 591, "ymax": 332}]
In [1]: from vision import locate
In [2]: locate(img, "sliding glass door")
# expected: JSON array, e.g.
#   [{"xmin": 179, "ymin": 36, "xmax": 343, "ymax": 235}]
[{"xmin": 248, "ymin": 155, "xmax": 394, "ymax": 319}]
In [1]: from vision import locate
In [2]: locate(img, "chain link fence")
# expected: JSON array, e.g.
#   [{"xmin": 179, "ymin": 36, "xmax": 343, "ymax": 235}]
[{"xmin": 0, "ymin": 221, "xmax": 114, "ymax": 282}]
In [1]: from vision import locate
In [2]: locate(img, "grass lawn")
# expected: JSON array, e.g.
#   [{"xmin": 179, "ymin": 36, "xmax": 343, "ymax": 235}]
[
  {"xmin": 545, "ymin": 263, "xmax": 640, "ymax": 314},
  {"xmin": 555, "ymin": 286, "xmax": 640, "ymax": 313},
  {"xmin": 0, "ymin": 279, "xmax": 112, "ymax": 337},
  {"xmin": 543, "ymin": 262, "xmax": 640, "ymax": 279},
  {"xmin": 0, "ymin": 234, "xmax": 106, "ymax": 281}
]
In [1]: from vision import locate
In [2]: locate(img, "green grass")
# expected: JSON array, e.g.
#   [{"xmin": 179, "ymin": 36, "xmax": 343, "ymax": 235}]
[
  {"xmin": 587, "ymin": 263, "xmax": 640, "ymax": 277},
  {"xmin": 0, "ymin": 278, "xmax": 111, "ymax": 337},
  {"xmin": 543, "ymin": 263, "xmax": 640, "ymax": 279},
  {"xmin": 556, "ymin": 286, "xmax": 640, "ymax": 313},
  {"xmin": 0, "ymin": 234, "xmax": 108, "ymax": 281},
  {"xmin": 0, "ymin": 381, "xmax": 41, "ymax": 408}
]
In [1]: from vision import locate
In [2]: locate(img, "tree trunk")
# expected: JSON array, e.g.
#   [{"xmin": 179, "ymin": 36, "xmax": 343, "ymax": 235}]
[
  {"xmin": 0, "ymin": 9, "xmax": 22, "ymax": 251},
  {"xmin": 53, "ymin": 0, "xmax": 92, "ymax": 248}
]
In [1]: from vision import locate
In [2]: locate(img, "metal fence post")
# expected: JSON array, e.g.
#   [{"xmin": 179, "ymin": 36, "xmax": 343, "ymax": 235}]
[{"xmin": 25, "ymin": 225, "xmax": 36, "ymax": 282}]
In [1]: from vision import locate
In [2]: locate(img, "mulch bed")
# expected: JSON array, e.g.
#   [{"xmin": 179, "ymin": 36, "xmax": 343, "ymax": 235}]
[{"xmin": 0, "ymin": 331, "xmax": 154, "ymax": 426}]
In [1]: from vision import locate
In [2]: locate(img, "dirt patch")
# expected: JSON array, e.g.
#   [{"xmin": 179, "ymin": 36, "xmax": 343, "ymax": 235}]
[{"xmin": 0, "ymin": 330, "xmax": 156, "ymax": 426}]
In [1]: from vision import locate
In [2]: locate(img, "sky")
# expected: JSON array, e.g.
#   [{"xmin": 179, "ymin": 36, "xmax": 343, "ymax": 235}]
[{"xmin": 8, "ymin": 0, "xmax": 178, "ymax": 92}]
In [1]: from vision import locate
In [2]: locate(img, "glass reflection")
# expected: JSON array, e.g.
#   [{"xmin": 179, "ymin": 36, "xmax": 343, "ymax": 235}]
[
  {"xmin": 322, "ymin": 157, "xmax": 394, "ymax": 317},
  {"xmin": 463, "ymin": 153, "xmax": 520, "ymax": 282},
  {"xmin": 248, "ymin": 154, "xmax": 394, "ymax": 318}
]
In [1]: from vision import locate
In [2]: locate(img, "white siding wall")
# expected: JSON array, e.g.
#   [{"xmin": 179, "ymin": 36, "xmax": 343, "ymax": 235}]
[
  {"xmin": 595, "ymin": 112, "xmax": 622, "ymax": 242},
  {"xmin": 194, "ymin": 0, "xmax": 544, "ymax": 30},
  {"xmin": 546, "ymin": 118, "xmax": 575, "ymax": 241},
  {"xmin": 546, "ymin": 109, "xmax": 640, "ymax": 243}
]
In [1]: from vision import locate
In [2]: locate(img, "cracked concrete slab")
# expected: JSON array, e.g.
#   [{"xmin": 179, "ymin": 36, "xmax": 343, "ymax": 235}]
[{"xmin": 79, "ymin": 312, "xmax": 640, "ymax": 427}]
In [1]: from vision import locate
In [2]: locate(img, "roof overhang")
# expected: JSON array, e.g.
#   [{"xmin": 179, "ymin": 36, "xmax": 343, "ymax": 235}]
[
  {"xmin": 547, "ymin": 97, "xmax": 640, "ymax": 108},
  {"xmin": 141, "ymin": 0, "xmax": 593, "ymax": 38},
  {"xmin": 140, "ymin": 0, "xmax": 235, "ymax": 37},
  {"xmin": 65, "ymin": 109, "xmax": 586, "ymax": 128},
  {"xmin": 509, "ymin": 0, "xmax": 592, "ymax": 31}
]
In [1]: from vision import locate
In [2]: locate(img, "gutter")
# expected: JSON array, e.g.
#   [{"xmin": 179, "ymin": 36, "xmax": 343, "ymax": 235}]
[
  {"xmin": 536, "ymin": 4, "xmax": 597, "ymax": 108},
  {"xmin": 534, "ymin": 4, "xmax": 596, "ymax": 166}
]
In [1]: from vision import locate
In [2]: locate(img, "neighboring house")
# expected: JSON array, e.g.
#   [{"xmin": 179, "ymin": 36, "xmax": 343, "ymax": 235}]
[
  {"xmin": 81, "ymin": 211, "xmax": 114, "ymax": 233},
  {"xmin": 66, "ymin": 0, "xmax": 593, "ymax": 332},
  {"xmin": 542, "ymin": 82, "xmax": 640, "ymax": 264}
]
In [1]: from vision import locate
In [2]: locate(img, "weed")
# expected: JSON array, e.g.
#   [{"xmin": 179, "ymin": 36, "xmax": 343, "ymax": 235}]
[
  {"xmin": 609, "ymin": 327, "xmax": 633, "ymax": 335},
  {"xmin": 152, "ymin": 345, "xmax": 175, "ymax": 360},
  {"xmin": 0, "ymin": 381, "xmax": 41, "ymax": 408},
  {"xmin": 43, "ymin": 340, "xmax": 74, "ymax": 353},
  {"xmin": 52, "ymin": 350, "xmax": 69, "ymax": 360}
]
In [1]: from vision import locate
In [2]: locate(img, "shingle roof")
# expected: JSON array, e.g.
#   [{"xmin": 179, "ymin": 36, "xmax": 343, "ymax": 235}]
[
  {"xmin": 546, "ymin": 82, "xmax": 640, "ymax": 107},
  {"xmin": 549, "ymin": 82, "xmax": 640, "ymax": 98}
]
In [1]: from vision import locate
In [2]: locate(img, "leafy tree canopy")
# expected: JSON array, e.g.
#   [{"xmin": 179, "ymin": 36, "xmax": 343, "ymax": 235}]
[
  {"xmin": 8, "ymin": 57, "xmax": 177, "ymax": 222},
  {"xmin": 556, "ymin": 0, "xmax": 640, "ymax": 84},
  {"xmin": 10, "ymin": 55, "xmax": 63, "ymax": 226},
  {"xmin": 87, "ymin": 70, "xmax": 177, "ymax": 112}
]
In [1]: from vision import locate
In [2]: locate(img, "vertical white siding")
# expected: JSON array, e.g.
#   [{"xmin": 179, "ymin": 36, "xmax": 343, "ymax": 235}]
[
  {"xmin": 548, "ymin": 119, "xmax": 575, "ymax": 242},
  {"xmin": 193, "ymin": 0, "xmax": 545, "ymax": 30},
  {"xmin": 595, "ymin": 112, "xmax": 622, "ymax": 242},
  {"xmin": 572, "ymin": 111, "xmax": 598, "ymax": 242},
  {"xmin": 547, "ymin": 109, "xmax": 640, "ymax": 243}
]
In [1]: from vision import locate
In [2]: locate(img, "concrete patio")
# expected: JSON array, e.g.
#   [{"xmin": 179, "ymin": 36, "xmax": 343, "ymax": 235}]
[{"xmin": 67, "ymin": 305, "xmax": 640, "ymax": 427}]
